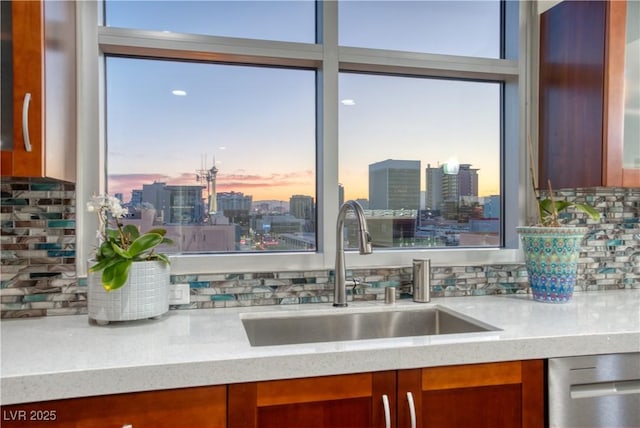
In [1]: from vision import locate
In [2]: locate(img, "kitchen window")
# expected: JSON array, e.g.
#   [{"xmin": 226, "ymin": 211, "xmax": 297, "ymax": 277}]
[
  {"xmin": 77, "ymin": 1, "xmax": 528, "ymax": 276},
  {"xmin": 104, "ymin": 0, "xmax": 316, "ymax": 43},
  {"xmin": 105, "ymin": 57, "xmax": 316, "ymax": 254},
  {"xmin": 338, "ymin": 0, "xmax": 501, "ymax": 58}
]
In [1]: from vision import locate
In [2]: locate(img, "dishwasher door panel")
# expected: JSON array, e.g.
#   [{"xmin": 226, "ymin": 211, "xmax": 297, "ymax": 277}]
[{"xmin": 549, "ymin": 353, "xmax": 640, "ymax": 428}]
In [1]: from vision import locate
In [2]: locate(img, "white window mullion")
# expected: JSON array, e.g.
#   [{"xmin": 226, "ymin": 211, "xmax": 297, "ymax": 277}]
[
  {"xmin": 339, "ymin": 47, "xmax": 518, "ymax": 81},
  {"xmin": 98, "ymin": 26, "xmax": 323, "ymax": 68},
  {"xmin": 318, "ymin": 0, "xmax": 339, "ymax": 269}
]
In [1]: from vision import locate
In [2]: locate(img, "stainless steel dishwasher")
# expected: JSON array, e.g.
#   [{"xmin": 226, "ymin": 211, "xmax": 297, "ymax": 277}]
[{"xmin": 548, "ymin": 353, "xmax": 640, "ymax": 427}]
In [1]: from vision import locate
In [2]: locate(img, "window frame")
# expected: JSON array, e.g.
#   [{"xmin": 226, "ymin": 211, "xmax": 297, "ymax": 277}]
[{"xmin": 76, "ymin": 1, "xmax": 533, "ymax": 277}]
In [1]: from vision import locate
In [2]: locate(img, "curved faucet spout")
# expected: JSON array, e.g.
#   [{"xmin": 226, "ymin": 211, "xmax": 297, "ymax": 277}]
[{"xmin": 334, "ymin": 200, "xmax": 373, "ymax": 307}]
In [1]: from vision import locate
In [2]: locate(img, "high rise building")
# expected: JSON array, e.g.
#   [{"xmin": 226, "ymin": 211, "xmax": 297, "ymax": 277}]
[
  {"xmin": 440, "ymin": 164, "xmax": 479, "ymax": 220},
  {"xmin": 290, "ymin": 195, "xmax": 314, "ymax": 220},
  {"xmin": 140, "ymin": 182, "xmax": 205, "ymax": 224},
  {"xmin": 425, "ymin": 164, "xmax": 443, "ymax": 210},
  {"xmin": 425, "ymin": 163, "xmax": 479, "ymax": 218},
  {"xmin": 368, "ymin": 159, "xmax": 420, "ymax": 210},
  {"xmin": 457, "ymin": 164, "xmax": 479, "ymax": 197},
  {"xmin": 130, "ymin": 189, "xmax": 143, "ymax": 208},
  {"xmin": 165, "ymin": 185, "xmax": 205, "ymax": 224},
  {"xmin": 142, "ymin": 182, "xmax": 168, "ymax": 221},
  {"xmin": 217, "ymin": 191, "xmax": 252, "ymax": 212}
]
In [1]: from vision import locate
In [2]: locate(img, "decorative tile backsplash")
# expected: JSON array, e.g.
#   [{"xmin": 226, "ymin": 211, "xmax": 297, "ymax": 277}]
[
  {"xmin": 1, "ymin": 179, "xmax": 638, "ymax": 318},
  {"xmin": 1, "ymin": 179, "xmax": 81, "ymax": 318}
]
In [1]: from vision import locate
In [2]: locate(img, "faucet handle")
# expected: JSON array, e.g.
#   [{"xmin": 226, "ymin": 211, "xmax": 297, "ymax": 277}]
[{"xmin": 360, "ymin": 232, "xmax": 373, "ymax": 254}]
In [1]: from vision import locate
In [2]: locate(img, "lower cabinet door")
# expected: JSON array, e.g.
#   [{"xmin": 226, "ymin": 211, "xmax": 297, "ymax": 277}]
[
  {"xmin": 397, "ymin": 360, "xmax": 544, "ymax": 428},
  {"xmin": 228, "ymin": 372, "xmax": 396, "ymax": 428},
  {"xmin": 0, "ymin": 385, "xmax": 226, "ymax": 428}
]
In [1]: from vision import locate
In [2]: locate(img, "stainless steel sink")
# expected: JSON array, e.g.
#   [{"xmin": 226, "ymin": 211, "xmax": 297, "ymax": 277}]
[{"xmin": 241, "ymin": 306, "xmax": 499, "ymax": 346}]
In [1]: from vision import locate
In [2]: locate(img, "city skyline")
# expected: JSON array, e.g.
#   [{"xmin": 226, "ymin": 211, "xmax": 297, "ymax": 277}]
[
  {"xmin": 118, "ymin": 163, "xmax": 499, "ymax": 253},
  {"xmin": 114, "ymin": 156, "xmax": 492, "ymax": 209},
  {"xmin": 108, "ymin": 153, "xmax": 497, "ymax": 204}
]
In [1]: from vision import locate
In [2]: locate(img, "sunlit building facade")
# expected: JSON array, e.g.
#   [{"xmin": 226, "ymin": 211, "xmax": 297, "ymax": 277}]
[{"xmin": 368, "ymin": 159, "xmax": 420, "ymax": 210}]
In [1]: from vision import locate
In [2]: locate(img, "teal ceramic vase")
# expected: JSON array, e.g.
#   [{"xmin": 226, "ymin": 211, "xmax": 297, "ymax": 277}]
[{"xmin": 516, "ymin": 226, "xmax": 588, "ymax": 303}]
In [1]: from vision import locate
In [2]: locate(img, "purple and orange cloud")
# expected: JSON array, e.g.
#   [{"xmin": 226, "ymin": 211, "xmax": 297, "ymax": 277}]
[{"xmin": 109, "ymin": 169, "xmax": 315, "ymax": 202}]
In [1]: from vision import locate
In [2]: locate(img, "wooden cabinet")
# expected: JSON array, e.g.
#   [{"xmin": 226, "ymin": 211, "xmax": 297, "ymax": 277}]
[
  {"xmin": 1, "ymin": 0, "xmax": 76, "ymax": 181},
  {"xmin": 538, "ymin": 0, "xmax": 639, "ymax": 188},
  {"xmin": 0, "ymin": 385, "xmax": 226, "ymax": 428},
  {"xmin": 228, "ymin": 372, "xmax": 395, "ymax": 428},
  {"xmin": 0, "ymin": 361, "xmax": 544, "ymax": 428},
  {"xmin": 228, "ymin": 360, "xmax": 544, "ymax": 428},
  {"xmin": 397, "ymin": 360, "xmax": 544, "ymax": 428}
]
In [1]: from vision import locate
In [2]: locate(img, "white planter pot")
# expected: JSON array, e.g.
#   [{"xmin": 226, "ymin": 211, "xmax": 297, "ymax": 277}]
[{"xmin": 88, "ymin": 260, "xmax": 170, "ymax": 324}]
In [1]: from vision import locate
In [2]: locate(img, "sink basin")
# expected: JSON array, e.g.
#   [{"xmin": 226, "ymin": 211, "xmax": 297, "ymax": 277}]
[{"xmin": 241, "ymin": 306, "xmax": 499, "ymax": 347}]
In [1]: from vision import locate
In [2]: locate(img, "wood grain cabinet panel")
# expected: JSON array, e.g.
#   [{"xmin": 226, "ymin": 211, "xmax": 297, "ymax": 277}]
[
  {"xmin": 1, "ymin": 0, "xmax": 76, "ymax": 181},
  {"xmin": 228, "ymin": 372, "xmax": 396, "ymax": 428},
  {"xmin": 397, "ymin": 361, "xmax": 544, "ymax": 428},
  {"xmin": 0, "ymin": 385, "xmax": 226, "ymax": 428},
  {"xmin": 539, "ymin": 0, "xmax": 638, "ymax": 188},
  {"xmin": 229, "ymin": 360, "xmax": 544, "ymax": 428}
]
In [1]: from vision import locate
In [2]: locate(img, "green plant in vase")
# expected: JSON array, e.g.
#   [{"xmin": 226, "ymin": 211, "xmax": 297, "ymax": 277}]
[
  {"xmin": 517, "ymin": 140, "xmax": 601, "ymax": 303},
  {"xmin": 87, "ymin": 195, "xmax": 172, "ymax": 291}
]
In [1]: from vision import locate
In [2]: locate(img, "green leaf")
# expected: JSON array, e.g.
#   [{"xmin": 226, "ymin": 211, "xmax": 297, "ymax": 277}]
[
  {"xmin": 574, "ymin": 203, "xmax": 601, "ymax": 220},
  {"xmin": 89, "ymin": 256, "xmax": 122, "ymax": 273},
  {"xmin": 127, "ymin": 233, "xmax": 163, "ymax": 258},
  {"xmin": 553, "ymin": 201, "xmax": 572, "ymax": 213},
  {"xmin": 155, "ymin": 253, "xmax": 171, "ymax": 264},
  {"xmin": 147, "ymin": 228, "xmax": 167, "ymax": 237},
  {"xmin": 97, "ymin": 241, "xmax": 115, "ymax": 259},
  {"xmin": 538, "ymin": 197, "xmax": 600, "ymax": 225},
  {"xmin": 122, "ymin": 224, "xmax": 140, "ymax": 241},
  {"xmin": 539, "ymin": 199, "xmax": 554, "ymax": 217},
  {"xmin": 102, "ymin": 259, "xmax": 132, "ymax": 291},
  {"xmin": 110, "ymin": 242, "xmax": 132, "ymax": 259},
  {"xmin": 106, "ymin": 228, "xmax": 120, "ymax": 240}
]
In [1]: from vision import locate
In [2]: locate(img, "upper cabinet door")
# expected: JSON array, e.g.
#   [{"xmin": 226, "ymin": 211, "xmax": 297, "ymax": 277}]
[
  {"xmin": 2, "ymin": 0, "xmax": 76, "ymax": 182},
  {"xmin": 538, "ymin": 0, "xmax": 638, "ymax": 189},
  {"xmin": 622, "ymin": 0, "xmax": 640, "ymax": 185}
]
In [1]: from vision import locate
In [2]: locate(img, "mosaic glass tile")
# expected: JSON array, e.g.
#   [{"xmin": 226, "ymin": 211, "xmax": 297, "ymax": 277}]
[{"xmin": 47, "ymin": 220, "xmax": 76, "ymax": 228}]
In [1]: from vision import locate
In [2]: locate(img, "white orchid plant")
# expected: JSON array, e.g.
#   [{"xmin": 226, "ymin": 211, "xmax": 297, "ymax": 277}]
[{"xmin": 87, "ymin": 195, "xmax": 172, "ymax": 291}]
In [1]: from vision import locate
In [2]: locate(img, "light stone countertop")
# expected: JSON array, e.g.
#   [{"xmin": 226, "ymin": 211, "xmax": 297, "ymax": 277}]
[{"xmin": 2, "ymin": 290, "xmax": 639, "ymax": 405}]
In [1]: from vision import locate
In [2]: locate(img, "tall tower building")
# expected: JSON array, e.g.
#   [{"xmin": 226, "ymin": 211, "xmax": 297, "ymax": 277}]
[
  {"xmin": 165, "ymin": 185, "xmax": 205, "ymax": 224},
  {"xmin": 130, "ymin": 189, "xmax": 143, "ymax": 208},
  {"xmin": 425, "ymin": 164, "xmax": 443, "ymax": 210},
  {"xmin": 290, "ymin": 195, "xmax": 314, "ymax": 220},
  {"xmin": 368, "ymin": 159, "xmax": 420, "ymax": 210},
  {"xmin": 142, "ymin": 182, "xmax": 168, "ymax": 216},
  {"xmin": 196, "ymin": 161, "xmax": 219, "ymax": 217},
  {"xmin": 206, "ymin": 165, "xmax": 219, "ymax": 215},
  {"xmin": 457, "ymin": 164, "xmax": 479, "ymax": 197},
  {"xmin": 437, "ymin": 163, "xmax": 479, "ymax": 220}
]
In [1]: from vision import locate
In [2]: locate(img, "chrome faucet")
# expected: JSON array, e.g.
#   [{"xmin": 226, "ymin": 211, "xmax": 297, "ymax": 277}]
[{"xmin": 334, "ymin": 200, "xmax": 373, "ymax": 307}]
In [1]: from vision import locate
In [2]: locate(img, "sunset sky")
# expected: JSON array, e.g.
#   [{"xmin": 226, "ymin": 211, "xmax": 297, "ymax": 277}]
[{"xmin": 105, "ymin": 1, "xmax": 501, "ymax": 203}]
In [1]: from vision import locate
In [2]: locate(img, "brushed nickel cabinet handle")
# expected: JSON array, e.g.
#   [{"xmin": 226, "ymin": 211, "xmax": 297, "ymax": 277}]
[
  {"xmin": 407, "ymin": 391, "xmax": 417, "ymax": 428},
  {"xmin": 382, "ymin": 394, "xmax": 391, "ymax": 428},
  {"xmin": 22, "ymin": 93, "xmax": 32, "ymax": 152}
]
